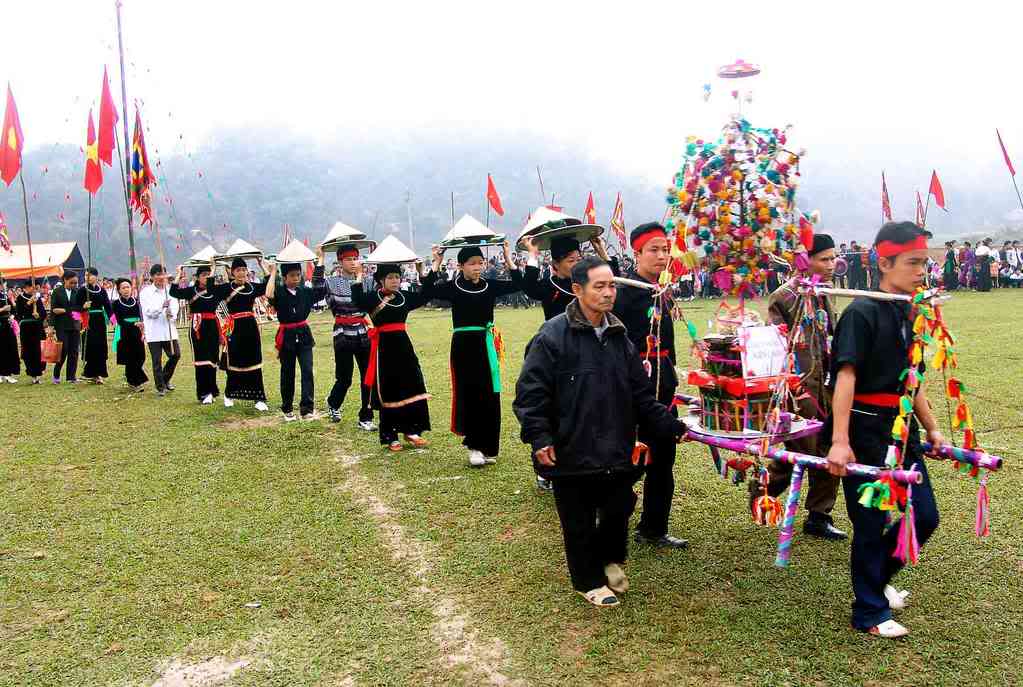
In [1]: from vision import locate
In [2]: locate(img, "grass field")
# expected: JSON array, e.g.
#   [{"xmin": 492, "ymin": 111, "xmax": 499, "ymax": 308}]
[{"xmin": 1, "ymin": 289, "xmax": 1021, "ymax": 686}]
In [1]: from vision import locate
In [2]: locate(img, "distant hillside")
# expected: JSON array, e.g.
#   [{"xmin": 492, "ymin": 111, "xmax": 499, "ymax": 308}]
[{"xmin": 1, "ymin": 128, "xmax": 1020, "ymax": 274}]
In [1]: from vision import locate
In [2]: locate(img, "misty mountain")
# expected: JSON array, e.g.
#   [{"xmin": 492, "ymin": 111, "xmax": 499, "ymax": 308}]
[{"xmin": 1, "ymin": 127, "xmax": 1021, "ymax": 274}]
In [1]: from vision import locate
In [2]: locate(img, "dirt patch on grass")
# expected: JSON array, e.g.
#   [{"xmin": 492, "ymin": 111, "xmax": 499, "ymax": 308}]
[
  {"xmin": 217, "ymin": 416, "xmax": 279, "ymax": 431},
  {"xmin": 334, "ymin": 450, "xmax": 524, "ymax": 686},
  {"xmin": 149, "ymin": 656, "xmax": 251, "ymax": 687}
]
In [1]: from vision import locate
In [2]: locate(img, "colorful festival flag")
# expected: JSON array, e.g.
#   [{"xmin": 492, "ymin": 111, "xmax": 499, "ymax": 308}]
[
  {"xmin": 0, "ymin": 85, "xmax": 25, "ymax": 186},
  {"xmin": 584, "ymin": 191, "xmax": 596, "ymax": 225},
  {"xmin": 129, "ymin": 110, "xmax": 156, "ymax": 224},
  {"xmin": 881, "ymin": 171, "xmax": 892, "ymax": 221},
  {"xmin": 610, "ymin": 192, "xmax": 627, "ymax": 252},
  {"xmin": 97, "ymin": 67, "xmax": 119, "ymax": 167},
  {"xmin": 928, "ymin": 170, "xmax": 947, "ymax": 211},
  {"xmin": 486, "ymin": 174, "xmax": 504, "ymax": 216},
  {"xmin": 996, "ymin": 129, "xmax": 1016, "ymax": 177},
  {"xmin": 83, "ymin": 110, "xmax": 103, "ymax": 194}
]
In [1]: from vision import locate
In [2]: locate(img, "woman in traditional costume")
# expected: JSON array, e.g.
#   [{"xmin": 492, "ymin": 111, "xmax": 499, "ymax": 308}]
[
  {"xmin": 76, "ymin": 267, "xmax": 112, "ymax": 382},
  {"xmin": 211, "ymin": 257, "xmax": 270, "ymax": 411},
  {"xmin": 14, "ymin": 281, "xmax": 46, "ymax": 383},
  {"xmin": 0, "ymin": 276, "xmax": 20, "ymax": 382},
  {"xmin": 942, "ymin": 242, "xmax": 959, "ymax": 290},
  {"xmin": 171, "ymin": 263, "xmax": 223, "ymax": 404},
  {"xmin": 420, "ymin": 242, "xmax": 522, "ymax": 467},
  {"xmin": 110, "ymin": 278, "xmax": 149, "ymax": 390},
  {"xmin": 352, "ymin": 263, "xmax": 431, "ymax": 452}
]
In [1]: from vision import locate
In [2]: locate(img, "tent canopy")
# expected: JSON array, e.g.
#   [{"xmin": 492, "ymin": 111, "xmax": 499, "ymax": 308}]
[{"xmin": 0, "ymin": 242, "xmax": 84, "ymax": 280}]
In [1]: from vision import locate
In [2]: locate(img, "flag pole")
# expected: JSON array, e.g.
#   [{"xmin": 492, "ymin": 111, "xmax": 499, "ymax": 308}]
[
  {"xmin": 536, "ymin": 166, "xmax": 545, "ymax": 204},
  {"xmin": 115, "ymin": 0, "xmax": 138, "ymax": 282},
  {"xmin": 1010, "ymin": 175, "xmax": 1023, "ymax": 214},
  {"xmin": 86, "ymin": 193, "xmax": 92, "ymax": 267},
  {"xmin": 17, "ymin": 170, "xmax": 35, "ymax": 288}
]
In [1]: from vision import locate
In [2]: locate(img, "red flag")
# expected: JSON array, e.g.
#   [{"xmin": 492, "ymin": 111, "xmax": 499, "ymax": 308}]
[
  {"xmin": 0, "ymin": 85, "xmax": 25, "ymax": 186},
  {"xmin": 610, "ymin": 192, "xmax": 627, "ymax": 252},
  {"xmin": 915, "ymin": 190, "xmax": 925, "ymax": 227},
  {"xmin": 881, "ymin": 172, "xmax": 892, "ymax": 221},
  {"xmin": 997, "ymin": 129, "xmax": 1016, "ymax": 177},
  {"xmin": 129, "ymin": 110, "xmax": 156, "ymax": 224},
  {"xmin": 928, "ymin": 170, "xmax": 947, "ymax": 211},
  {"xmin": 97, "ymin": 67, "xmax": 119, "ymax": 167},
  {"xmin": 486, "ymin": 174, "xmax": 504, "ymax": 216},
  {"xmin": 83, "ymin": 110, "xmax": 103, "ymax": 194},
  {"xmin": 583, "ymin": 191, "xmax": 596, "ymax": 225}
]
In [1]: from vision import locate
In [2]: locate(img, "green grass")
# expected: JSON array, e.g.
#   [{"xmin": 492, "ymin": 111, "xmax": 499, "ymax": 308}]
[{"xmin": 1, "ymin": 290, "xmax": 1021, "ymax": 686}]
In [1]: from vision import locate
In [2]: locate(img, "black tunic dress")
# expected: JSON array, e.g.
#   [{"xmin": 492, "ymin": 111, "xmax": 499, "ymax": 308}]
[
  {"xmin": 420, "ymin": 269, "xmax": 523, "ymax": 457},
  {"xmin": 211, "ymin": 281, "xmax": 267, "ymax": 402},
  {"xmin": 352, "ymin": 284, "xmax": 431, "ymax": 444},
  {"xmin": 75, "ymin": 284, "xmax": 112, "ymax": 379},
  {"xmin": 111, "ymin": 297, "xmax": 149, "ymax": 387},
  {"xmin": 170, "ymin": 281, "xmax": 223, "ymax": 400},
  {"xmin": 0, "ymin": 289, "xmax": 19, "ymax": 376},
  {"xmin": 14, "ymin": 293, "xmax": 46, "ymax": 378}
]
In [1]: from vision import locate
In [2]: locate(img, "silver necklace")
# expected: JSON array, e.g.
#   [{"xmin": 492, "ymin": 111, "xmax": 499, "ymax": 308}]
[
  {"xmin": 549, "ymin": 273, "xmax": 574, "ymax": 297},
  {"xmin": 118, "ymin": 297, "xmax": 137, "ymax": 307},
  {"xmin": 454, "ymin": 274, "xmax": 488, "ymax": 294},
  {"xmin": 378, "ymin": 290, "xmax": 405, "ymax": 308}
]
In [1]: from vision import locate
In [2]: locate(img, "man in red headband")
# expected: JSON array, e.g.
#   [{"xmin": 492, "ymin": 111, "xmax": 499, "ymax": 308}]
[
  {"xmin": 825, "ymin": 221, "xmax": 946, "ymax": 638},
  {"xmin": 324, "ymin": 245, "xmax": 376, "ymax": 429},
  {"xmin": 612, "ymin": 222, "xmax": 688, "ymax": 549}
]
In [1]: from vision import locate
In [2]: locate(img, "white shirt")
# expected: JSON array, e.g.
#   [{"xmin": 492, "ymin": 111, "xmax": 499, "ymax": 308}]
[
  {"xmin": 1007, "ymin": 248, "xmax": 1020, "ymax": 268},
  {"xmin": 139, "ymin": 283, "xmax": 180, "ymax": 342}
]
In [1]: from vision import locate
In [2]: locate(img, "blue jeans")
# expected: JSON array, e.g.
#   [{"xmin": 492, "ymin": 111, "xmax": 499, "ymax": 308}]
[{"xmin": 840, "ymin": 409, "xmax": 940, "ymax": 630}]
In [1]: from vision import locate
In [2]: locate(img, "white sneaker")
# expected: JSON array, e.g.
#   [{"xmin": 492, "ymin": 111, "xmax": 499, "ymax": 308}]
[
  {"xmin": 255, "ymin": 401, "xmax": 269, "ymax": 412},
  {"xmin": 283, "ymin": 412, "xmax": 297, "ymax": 422},
  {"xmin": 7, "ymin": 376, "xmax": 17, "ymax": 383},
  {"xmin": 201, "ymin": 394, "xmax": 214, "ymax": 405},
  {"xmin": 224, "ymin": 397, "xmax": 235, "ymax": 408},
  {"xmin": 358, "ymin": 420, "xmax": 377, "ymax": 432},
  {"xmin": 468, "ymin": 450, "xmax": 496, "ymax": 467},
  {"xmin": 867, "ymin": 619, "xmax": 910, "ymax": 638},
  {"xmin": 884, "ymin": 585, "xmax": 910, "ymax": 611}
]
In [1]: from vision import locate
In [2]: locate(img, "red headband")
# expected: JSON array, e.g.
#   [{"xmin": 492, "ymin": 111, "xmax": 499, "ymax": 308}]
[
  {"xmin": 339, "ymin": 248, "xmax": 359, "ymax": 259},
  {"xmin": 876, "ymin": 235, "xmax": 929, "ymax": 258},
  {"xmin": 632, "ymin": 229, "xmax": 667, "ymax": 252}
]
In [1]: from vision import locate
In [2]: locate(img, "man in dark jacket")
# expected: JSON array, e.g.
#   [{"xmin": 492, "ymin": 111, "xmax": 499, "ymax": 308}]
[
  {"xmin": 514, "ymin": 257, "xmax": 685, "ymax": 607},
  {"xmin": 48, "ymin": 268, "xmax": 81, "ymax": 384}
]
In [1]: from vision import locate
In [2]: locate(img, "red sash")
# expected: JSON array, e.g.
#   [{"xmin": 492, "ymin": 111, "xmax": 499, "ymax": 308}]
[
  {"xmin": 192, "ymin": 312, "xmax": 223, "ymax": 341},
  {"xmin": 334, "ymin": 315, "xmax": 365, "ymax": 326},
  {"xmin": 364, "ymin": 323, "xmax": 407, "ymax": 388},
  {"xmin": 854, "ymin": 392, "xmax": 900, "ymax": 408},
  {"xmin": 224, "ymin": 310, "xmax": 254, "ymax": 338},
  {"xmin": 275, "ymin": 319, "xmax": 309, "ymax": 351}
]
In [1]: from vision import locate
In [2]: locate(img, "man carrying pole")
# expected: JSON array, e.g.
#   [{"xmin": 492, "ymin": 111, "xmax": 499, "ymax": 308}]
[
  {"xmin": 825, "ymin": 221, "xmax": 947, "ymax": 638},
  {"xmin": 765, "ymin": 234, "xmax": 846, "ymax": 540}
]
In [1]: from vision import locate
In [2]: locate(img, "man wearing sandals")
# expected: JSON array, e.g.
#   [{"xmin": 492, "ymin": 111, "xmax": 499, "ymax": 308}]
[{"xmin": 514, "ymin": 257, "xmax": 685, "ymax": 607}]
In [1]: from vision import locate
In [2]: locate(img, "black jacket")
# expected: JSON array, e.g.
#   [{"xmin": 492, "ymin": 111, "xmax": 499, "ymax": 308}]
[
  {"xmin": 514, "ymin": 300, "xmax": 685, "ymax": 479},
  {"xmin": 47, "ymin": 285, "xmax": 80, "ymax": 333},
  {"xmin": 611, "ymin": 269, "xmax": 677, "ymax": 402}
]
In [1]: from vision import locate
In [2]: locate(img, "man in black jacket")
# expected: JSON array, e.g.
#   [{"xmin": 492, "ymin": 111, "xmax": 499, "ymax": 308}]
[
  {"xmin": 48, "ymin": 268, "xmax": 81, "ymax": 384},
  {"xmin": 514, "ymin": 257, "xmax": 686, "ymax": 607}
]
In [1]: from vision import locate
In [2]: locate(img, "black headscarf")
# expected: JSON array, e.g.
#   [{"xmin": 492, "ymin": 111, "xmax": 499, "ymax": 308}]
[
  {"xmin": 550, "ymin": 237, "xmax": 581, "ymax": 262},
  {"xmin": 231, "ymin": 257, "xmax": 247, "ymax": 271},
  {"xmin": 809, "ymin": 233, "xmax": 835, "ymax": 256},
  {"xmin": 457, "ymin": 246, "xmax": 484, "ymax": 264},
  {"xmin": 374, "ymin": 263, "xmax": 402, "ymax": 283}
]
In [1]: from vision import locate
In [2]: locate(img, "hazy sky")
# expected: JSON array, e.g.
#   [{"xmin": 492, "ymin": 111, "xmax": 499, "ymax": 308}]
[{"xmin": 3, "ymin": 0, "xmax": 1023, "ymax": 233}]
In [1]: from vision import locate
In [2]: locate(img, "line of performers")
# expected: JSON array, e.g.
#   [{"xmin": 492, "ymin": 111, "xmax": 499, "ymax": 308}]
[{"xmin": 0, "ymin": 221, "xmax": 947, "ymax": 636}]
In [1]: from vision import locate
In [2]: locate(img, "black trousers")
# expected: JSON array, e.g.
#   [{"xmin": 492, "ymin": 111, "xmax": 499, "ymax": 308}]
[
  {"xmin": 552, "ymin": 472, "xmax": 637, "ymax": 592},
  {"xmin": 148, "ymin": 340, "xmax": 181, "ymax": 391},
  {"xmin": 328, "ymin": 341, "xmax": 372, "ymax": 421},
  {"xmin": 53, "ymin": 329, "xmax": 80, "ymax": 381},
  {"xmin": 280, "ymin": 344, "xmax": 315, "ymax": 414},
  {"xmin": 636, "ymin": 403, "xmax": 679, "ymax": 539}
]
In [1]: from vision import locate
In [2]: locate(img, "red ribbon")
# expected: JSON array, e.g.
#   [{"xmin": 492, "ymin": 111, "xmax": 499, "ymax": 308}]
[{"xmin": 364, "ymin": 323, "xmax": 407, "ymax": 388}]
